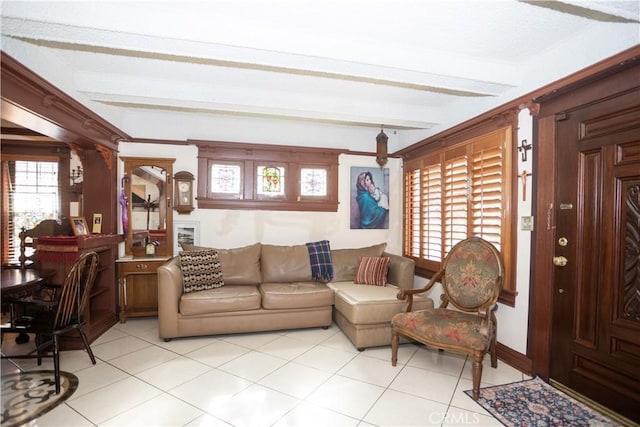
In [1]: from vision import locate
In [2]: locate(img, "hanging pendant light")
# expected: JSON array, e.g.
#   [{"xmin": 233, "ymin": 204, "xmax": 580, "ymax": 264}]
[{"xmin": 376, "ymin": 125, "xmax": 388, "ymax": 168}]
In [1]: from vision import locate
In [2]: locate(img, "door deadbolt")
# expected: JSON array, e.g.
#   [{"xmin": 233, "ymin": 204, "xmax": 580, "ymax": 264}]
[
  {"xmin": 558, "ymin": 237, "xmax": 568, "ymax": 246},
  {"xmin": 553, "ymin": 256, "xmax": 568, "ymax": 267}
]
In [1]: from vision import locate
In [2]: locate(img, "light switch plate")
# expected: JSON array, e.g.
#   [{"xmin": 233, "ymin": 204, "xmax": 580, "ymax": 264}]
[{"xmin": 521, "ymin": 216, "xmax": 534, "ymax": 231}]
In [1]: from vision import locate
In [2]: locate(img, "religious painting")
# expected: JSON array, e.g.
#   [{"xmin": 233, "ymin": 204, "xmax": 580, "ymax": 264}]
[{"xmin": 350, "ymin": 167, "xmax": 390, "ymax": 229}]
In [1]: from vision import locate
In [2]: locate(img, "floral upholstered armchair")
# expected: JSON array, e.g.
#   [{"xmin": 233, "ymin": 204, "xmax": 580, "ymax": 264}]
[{"xmin": 390, "ymin": 236, "xmax": 504, "ymax": 400}]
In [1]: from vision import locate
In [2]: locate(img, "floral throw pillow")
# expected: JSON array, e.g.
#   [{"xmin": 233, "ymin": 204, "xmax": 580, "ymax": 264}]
[
  {"xmin": 354, "ymin": 256, "xmax": 390, "ymax": 286},
  {"xmin": 179, "ymin": 249, "xmax": 224, "ymax": 293}
]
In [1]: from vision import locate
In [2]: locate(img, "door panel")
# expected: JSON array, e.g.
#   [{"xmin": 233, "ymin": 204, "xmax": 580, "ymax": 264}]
[{"xmin": 551, "ymin": 90, "xmax": 640, "ymax": 422}]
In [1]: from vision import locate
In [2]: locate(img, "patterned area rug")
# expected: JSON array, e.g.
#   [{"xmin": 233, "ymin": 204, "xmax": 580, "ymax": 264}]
[
  {"xmin": 1, "ymin": 370, "xmax": 78, "ymax": 427},
  {"xmin": 465, "ymin": 377, "xmax": 622, "ymax": 426}
]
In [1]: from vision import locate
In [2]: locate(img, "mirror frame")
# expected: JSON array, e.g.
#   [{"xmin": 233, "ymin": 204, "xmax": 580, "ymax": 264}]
[{"xmin": 121, "ymin": 156, "xmax": 175, "ymax": 257}]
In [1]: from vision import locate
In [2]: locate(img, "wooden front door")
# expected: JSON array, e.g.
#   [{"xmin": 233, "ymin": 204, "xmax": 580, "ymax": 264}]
[{"xmin": 550, "ymin": 86, "xmax": 640, "ymax": 421}]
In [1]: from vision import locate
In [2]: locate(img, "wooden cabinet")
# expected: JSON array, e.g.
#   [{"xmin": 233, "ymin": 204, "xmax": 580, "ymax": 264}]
[
  {"xmin": 36, "ymin": 234, "xmax": 120, "ymax": 350},
  {"xmin": 117, "ymin": 256, "xmax": 170, "ymax": 322}
]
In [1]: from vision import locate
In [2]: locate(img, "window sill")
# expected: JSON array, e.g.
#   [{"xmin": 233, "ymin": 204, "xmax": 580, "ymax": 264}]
[{"xmin": 197, "ymin": 198, "xmax": 338, "ymax": 212}]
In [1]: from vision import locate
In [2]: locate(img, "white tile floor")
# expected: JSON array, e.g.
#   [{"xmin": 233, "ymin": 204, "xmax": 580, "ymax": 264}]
[{"xmin": 2, "ymin": 319, "xmax": 529, "ymax": 426}]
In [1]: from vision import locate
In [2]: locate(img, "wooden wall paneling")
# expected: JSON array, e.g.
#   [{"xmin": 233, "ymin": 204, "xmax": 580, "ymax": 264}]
[{"xmin": 529, "ymin": 113, "xmax": 557, "ymax": 379}]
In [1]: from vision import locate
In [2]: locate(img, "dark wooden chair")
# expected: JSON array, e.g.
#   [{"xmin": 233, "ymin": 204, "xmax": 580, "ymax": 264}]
[
  {"xmin": 1, "ymin": 251, "xmax": 99, "ymax": 393},
  {"xmin": 18, "ymin": 219, "xmax": 72, "ymax": 268},
  {"xmin": 391, "ymin": 236, "xmax": 504, "ymax": 400}
]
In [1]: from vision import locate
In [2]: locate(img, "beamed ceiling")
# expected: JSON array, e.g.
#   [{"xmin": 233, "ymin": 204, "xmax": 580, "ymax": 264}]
[{"xmin": 1, "ymin": 1, "xmax": 638, "ymax": 152}]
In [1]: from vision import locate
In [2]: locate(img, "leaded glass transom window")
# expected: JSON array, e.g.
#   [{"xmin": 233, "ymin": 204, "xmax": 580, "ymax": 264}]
[
  {"xmin": 196, "ymin": 141, "xmax": 339, "ymax": 212},
  {"xmin": 257, "ymin": 166, "xmax": 285, "ymax": 195},
  {"xmin": 300, "ymin": 168, "xmax": 327, "ymax": 196},
  {"xmin": 211, "ymin": 164, "xmax": 241, "ymax": 194}
]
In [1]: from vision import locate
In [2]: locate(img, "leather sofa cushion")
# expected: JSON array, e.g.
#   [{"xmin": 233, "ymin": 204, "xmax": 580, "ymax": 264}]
[
  {"xmin": 330, "ymin": 243, "xmax": 387, "ymax": 282},
  {"xmin": 180, "ymin": 285, "xmax": 261, "ymax": 315},
  {"xmin": 261, "ymin": 244, "xmax": 312, "ymax": 283},
  {"xmin": 260, "ymin": 282, "xmax": 333, "ymax": 309},
  {"xmin": 181, "ymin": 243, "xmax": 262, "ymax": 285},
  {"xmin": 333, "ymin": 283, "xmax": 434, "ymax": 325}
]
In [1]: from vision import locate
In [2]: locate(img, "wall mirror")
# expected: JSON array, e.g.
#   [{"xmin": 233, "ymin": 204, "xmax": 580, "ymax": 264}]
[{"xmin": 121, "ymin": 157, "xmax": 175, "ymax": 257}]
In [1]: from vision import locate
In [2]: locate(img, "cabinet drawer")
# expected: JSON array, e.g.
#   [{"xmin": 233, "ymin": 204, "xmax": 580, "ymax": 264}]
[{"xmin": 118, "ymin": 260, "xmax": 162, "ymax": 274}]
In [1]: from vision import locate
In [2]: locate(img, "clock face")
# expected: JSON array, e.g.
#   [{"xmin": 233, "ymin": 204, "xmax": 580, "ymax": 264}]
[{"xmin": 178, "ymin": 182, "xmax": 190, "ymax": 193}]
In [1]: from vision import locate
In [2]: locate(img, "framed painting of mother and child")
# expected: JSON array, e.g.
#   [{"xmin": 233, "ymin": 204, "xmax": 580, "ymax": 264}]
[{"xmin": 350, "ymin": 167, "xmax": 390, "ymax": 229}]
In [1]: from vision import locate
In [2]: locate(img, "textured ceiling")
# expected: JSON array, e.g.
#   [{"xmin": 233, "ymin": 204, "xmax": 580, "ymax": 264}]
[{"xmin": 1, "ymin": 1, "xmax": 638, "ymax": 152}]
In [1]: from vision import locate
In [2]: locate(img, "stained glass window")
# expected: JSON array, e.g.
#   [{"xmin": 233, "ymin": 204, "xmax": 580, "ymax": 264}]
[
  {"xmin": 197, "ymin": 141, "xmax": 339, "ymax": 211},
  {"xmin": 211, "ymin": 164, "xmax": 241, "ymax": 194},
  {"xmin": 300, "ymin": 168, "xmax": 327, "ymax": 196},
  {"xmin": 257, "ymin": 166, "xmax": 284, "ymax": 195}
]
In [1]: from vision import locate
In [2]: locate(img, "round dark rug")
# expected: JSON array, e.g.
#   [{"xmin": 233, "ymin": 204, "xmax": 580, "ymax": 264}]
[{"xmin": 1, "ymin": 370, "xmax": 78, "ymax": 427}]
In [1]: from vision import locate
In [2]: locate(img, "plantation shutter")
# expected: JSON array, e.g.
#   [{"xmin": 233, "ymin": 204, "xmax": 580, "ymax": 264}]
[
  {"xmin": 443, "ymin": 147, "xmax": 468, "ymax": 254},
  {"xmin": 421, "ymin": 162, "xmax": 442, "ymax": 262},
  {"xmin": 404, "ymin": 167, "xmax": 421, "ymax": 259},
  {"xmin": 403, "ymin": 126, "xmax": 510, "ymax": 273},
  {"xmin": 470, "ymin": 139, "xmax": 504, "ymax": 251}
]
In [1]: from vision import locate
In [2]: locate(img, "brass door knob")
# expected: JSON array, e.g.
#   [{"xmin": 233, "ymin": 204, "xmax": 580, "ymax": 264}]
[{"xmin": 553, "ymin": 256, "xmax": 568, "ymax": 267}]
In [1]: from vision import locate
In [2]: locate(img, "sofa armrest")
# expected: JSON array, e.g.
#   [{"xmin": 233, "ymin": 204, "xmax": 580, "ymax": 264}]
[
  {"xmin": 157, "ymin": 256, "xmax": 183, "ymax": 339},
  {"xmin": 383, "ymin": 252, "xmax": 415, "ymax": 291}
]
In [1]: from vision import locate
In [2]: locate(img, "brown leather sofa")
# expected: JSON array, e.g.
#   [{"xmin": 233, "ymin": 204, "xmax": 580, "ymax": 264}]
[{"xmin": 157, "ymin": 242, "xmax": 433, "ymax": 349}]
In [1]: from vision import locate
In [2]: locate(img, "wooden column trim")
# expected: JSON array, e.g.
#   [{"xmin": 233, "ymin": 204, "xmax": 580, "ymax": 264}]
[{"xmin": 0, "ymin": 52, "xmax": 129, "ymax": 152}]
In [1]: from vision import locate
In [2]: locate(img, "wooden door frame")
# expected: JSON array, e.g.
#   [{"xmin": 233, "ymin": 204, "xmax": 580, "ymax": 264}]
[{"xmin": 528, "ymin": 51, "xmax": 640, "ymax": 379}]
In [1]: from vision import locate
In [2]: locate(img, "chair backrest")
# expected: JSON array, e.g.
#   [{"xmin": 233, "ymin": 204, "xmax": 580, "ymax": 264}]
[
  {"xmin": 441, "ymin": 237, "xmax": 504, "ymax": 311},
  {"xmin": 53, "ymin": 251, "xmax": 99, "ymax": 329},
  {"xmin": 19, "ymin": 219, "xmax": 72, "ymax": 268}
]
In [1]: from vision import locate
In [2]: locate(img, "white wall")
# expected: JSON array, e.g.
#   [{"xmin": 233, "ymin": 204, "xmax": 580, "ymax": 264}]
[
  {"xmin": 498, "ymin": 109, "xmax": 533, "ymax": 353},
  {"xmin": 118, "ymin": 143, "xmax": 403, "ymax": 254},
  {"xmin": 119, "ymin": 126, "xmax": 534, "ymax": 355}
]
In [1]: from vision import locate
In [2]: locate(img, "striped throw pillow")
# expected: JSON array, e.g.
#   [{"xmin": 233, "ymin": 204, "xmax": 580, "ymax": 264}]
[{"xmin": 354, "ymin": 256, "xmax": 390, "ymax": 286}]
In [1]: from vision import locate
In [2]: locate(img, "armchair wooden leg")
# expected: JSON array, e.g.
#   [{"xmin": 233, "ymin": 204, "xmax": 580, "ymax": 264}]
[
  {"xmin": 490, "ymin": 337, "xmax": 498, "ymax": 368},
  {"xmin": 490, "ymin": 319, "xmax": 498, "ymax": 368},
  {"xmin": 391, "ymin": 329, "xmax": 399, "ymax": 366},
  {"xmin": 471, "ymin": 351, "xmax": 484, "ymax": 400}
]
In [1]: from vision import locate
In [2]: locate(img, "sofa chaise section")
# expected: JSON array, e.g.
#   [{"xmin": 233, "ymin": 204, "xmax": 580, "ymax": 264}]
[{"xmin": 328, "ymin": 247, "xmax": 434, "ymax": 350}]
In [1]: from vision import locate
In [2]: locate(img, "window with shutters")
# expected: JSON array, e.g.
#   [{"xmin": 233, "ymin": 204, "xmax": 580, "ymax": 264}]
[{"xmin": 404, "ymin": 126, "xmax": 516, "ymax": 305}]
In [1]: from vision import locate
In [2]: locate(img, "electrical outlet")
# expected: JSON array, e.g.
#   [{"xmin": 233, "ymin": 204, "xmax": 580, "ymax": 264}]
[{"xmin": 521, "ymin": 216, "xmax": 534, "ymax": 231}]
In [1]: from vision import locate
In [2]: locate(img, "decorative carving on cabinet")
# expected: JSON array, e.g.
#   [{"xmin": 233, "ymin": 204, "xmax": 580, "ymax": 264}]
[{"xmin": 623, "ymin": 183, "xmax": 640, "ymax": 321}]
